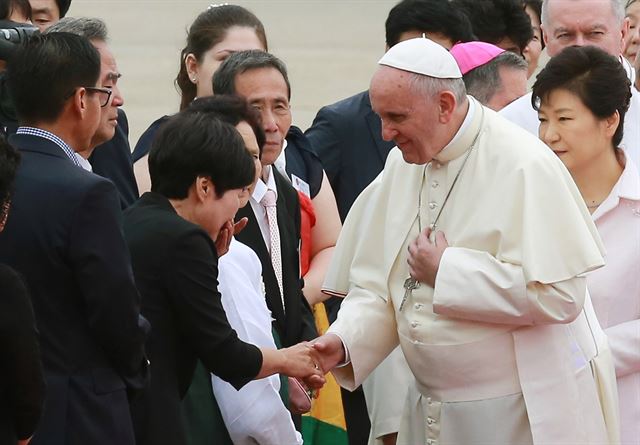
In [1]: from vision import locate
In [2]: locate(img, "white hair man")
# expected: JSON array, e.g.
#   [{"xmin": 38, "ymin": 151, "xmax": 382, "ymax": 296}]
[
  {"xmin": 312, "ymin": 37, "xmax": 619, "ymax": 445},
  {"xmin": 501, "ymin": 0, "xmax": 639, "ymax": 168}
]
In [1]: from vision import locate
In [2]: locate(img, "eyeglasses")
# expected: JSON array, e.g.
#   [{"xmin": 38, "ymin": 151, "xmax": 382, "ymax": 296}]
[{"xmin": 84, "ymin": 87, "xmax": 113, "ymax": 107}]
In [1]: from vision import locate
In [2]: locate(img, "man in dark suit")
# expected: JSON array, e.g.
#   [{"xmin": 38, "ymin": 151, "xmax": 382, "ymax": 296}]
[
  {"xmin": 46, "ymin": 17, "xmax": 139, "ymax": 209},
  {"xmin": 304, "ymin": 2, "xmax": 475, "ymax": 443},
  {"xmin": 0, "ymin": 33, "xmax": 148, "ymax": 445},
  {"xmin": 212, "ymin": 51, "xmax": 317, "ymax": 348}
]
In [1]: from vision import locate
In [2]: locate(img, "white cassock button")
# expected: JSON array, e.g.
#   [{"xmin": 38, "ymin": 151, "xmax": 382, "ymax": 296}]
[
  {"xmin": 411, "ymin": 321, "xmax": 418, "ymax": 328},
  {"xmin": 426, "ymin": 397, "xmax": 432, "ymax": 404},
  {"xmin": 428, "ymin": 202, "xmax": 438, "ymax": 210},
  {"xmin": 427, "ymin": 439, "xmax": 436, "ymax": 445},
  {"xmin": 432, "ymin": 180, "xmax": 439, "ymax": 188},
  {"xmin": 414, "ymin": 303, "xmax": 423, "ymax": 310},
  {"xmin": 427, "ymin": 417, "xmax": 435, "ymax": 424}
]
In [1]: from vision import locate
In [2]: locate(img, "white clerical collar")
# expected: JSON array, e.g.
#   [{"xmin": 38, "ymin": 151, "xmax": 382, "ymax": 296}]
[
  {"xmin": 250, "ymin": 164, "xmax": 278, "ymax": 204},
  {"xmin": 434, "ymin": 97, "xmax": 478, "ymax": 163}
]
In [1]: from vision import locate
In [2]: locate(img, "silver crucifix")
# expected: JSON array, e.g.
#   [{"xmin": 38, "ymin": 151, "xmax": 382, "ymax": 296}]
[{"xmin": 399, "ymin": 277, "xmax": 420, "ymax": 311}]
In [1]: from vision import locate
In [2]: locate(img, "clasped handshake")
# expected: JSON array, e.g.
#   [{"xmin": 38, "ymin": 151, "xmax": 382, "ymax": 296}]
[{"xmin": 278, "ymin": 333, "xmax": 347, "ymax": 393}]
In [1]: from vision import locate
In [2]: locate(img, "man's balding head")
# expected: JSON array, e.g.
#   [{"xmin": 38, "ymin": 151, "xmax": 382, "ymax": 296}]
[{"xmin": 541, "ymin": 0, "xmax": 627, "ymax": 56}]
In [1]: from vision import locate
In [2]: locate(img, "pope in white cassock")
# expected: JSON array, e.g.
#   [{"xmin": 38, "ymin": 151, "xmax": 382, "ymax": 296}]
[{"xmin": 312, "ymin": 37, "xmax": 621, "ymax": 445}]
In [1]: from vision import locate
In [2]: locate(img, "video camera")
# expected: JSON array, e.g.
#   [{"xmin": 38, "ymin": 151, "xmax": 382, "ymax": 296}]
[{"xmin": 0, "ymin": 20, "xmax": 39, "ymax": 61}]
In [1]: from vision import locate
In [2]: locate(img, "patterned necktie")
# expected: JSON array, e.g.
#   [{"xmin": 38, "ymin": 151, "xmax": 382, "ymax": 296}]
[{"xmin": 261, "ymin": 190, "xmax": 285, "ymax": 312}]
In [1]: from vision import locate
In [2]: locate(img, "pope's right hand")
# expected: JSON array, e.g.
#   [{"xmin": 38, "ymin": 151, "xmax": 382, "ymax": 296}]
[{"xmin": 280, "ymin": 342, "xmax": 325, "ymax": 389}]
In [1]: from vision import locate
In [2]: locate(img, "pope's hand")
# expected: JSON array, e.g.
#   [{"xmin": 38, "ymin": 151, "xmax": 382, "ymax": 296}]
[
  {"xmin": 280, "ymin": 342, "xmax": 325, "ymax": 390},
  {"xmin": 311, "ymin": 333, "xmax": 346, "ymax": 373},
  {"xmin": 408, "ymin": 228, "xmax": 449, "ymax": 287}
]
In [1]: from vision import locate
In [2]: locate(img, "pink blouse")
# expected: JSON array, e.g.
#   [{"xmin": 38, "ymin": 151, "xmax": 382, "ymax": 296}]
[{"xmin": 588, "ymin": 156, "xmax": 640, "ymax": 445}]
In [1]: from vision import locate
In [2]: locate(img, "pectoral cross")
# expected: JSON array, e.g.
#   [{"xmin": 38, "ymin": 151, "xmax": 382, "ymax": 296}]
[{"xmin": 399, "ymin": 277, "xmax": 420, "ymax": 311}]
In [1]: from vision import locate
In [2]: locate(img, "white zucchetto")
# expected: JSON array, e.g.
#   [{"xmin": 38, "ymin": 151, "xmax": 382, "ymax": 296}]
[{"xmin": 378, "ymin": 37, "xmax": 462, "ymax": 79}]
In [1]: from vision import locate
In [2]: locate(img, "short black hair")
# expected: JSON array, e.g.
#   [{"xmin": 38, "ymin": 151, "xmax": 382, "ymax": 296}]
[
  {"xmin": 532, "ymin": 45, "xmax": 631, "ymax": 147},
  {"xmin": 212, "ymin": 49, "xmax": 291, "ymax": 101},
  {"xmin": 386, "ymin": 0, "xmax": 476, "ymax": 47},
  {"xmin": 149, "ymin": 108, "xmax": 255, "ymax": 200},
  {"xmin": 56, "ymin": 0, "xmax": 72, "ymax": 18},
  {"xmin": 451, "ymin": 0, "xmax": 534, "ymax": 54},
  {"xmin": 0, "ymin": 134, "xmax": 20, "ymax": 213},
  {"xmin": 188, "ymin": 95, "xmax": 266, "ymax": 157},
  {"xmin": 7, "ymin": 32, "xmax": 100, "ymax": 124}
]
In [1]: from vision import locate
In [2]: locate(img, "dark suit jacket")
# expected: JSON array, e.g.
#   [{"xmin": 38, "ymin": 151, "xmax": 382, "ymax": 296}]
[
  {"xmin": 235, "ymin": 168, "xmax": 317, "ymax": 347},
  {"xmin": 123, "ymin": 192, "xmax": 263, "ymax": 445},
  {"xmin": 305, "ymin": 90, "xmax": 395, "ymax": 222},
  {"xmin": 0, "ymin": 265, "xmax": 45, "ymax": 444},
  {"xmin": 90, "ymin": 109, "xmax": 139, "ymax": 209},
  {"xmin": 0, "ymin": 133, "xmax": 148, "ymax": 445}
]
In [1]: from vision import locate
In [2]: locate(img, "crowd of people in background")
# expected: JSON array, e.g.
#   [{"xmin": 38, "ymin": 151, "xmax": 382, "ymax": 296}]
[{"xmin": 0, "ymin": 0, "xmax": 638, "ymax": 445}]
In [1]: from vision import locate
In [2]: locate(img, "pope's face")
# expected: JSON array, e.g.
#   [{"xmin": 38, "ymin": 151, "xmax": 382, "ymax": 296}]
[{"xmin": 370, "ymin": 66, "xmax": 448, "ymax": 165}]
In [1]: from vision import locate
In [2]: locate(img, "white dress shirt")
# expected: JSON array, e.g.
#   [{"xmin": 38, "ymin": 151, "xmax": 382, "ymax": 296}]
[
  {"xmin": 249, "ymin": 165, "xmax": 279, "ymax": 249},
  {"xmin": 211, "ymin": 238, "xmax": 302, "ymax": 445}
]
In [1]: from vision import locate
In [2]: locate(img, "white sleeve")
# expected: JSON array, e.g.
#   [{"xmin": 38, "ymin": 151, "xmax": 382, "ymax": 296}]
[
  {"xmin": 433, "ymin": 247, "xmax": 586, "ymax": 325},
  {"xmin": 214, "ymin": 242, "xmax": 302, "ymax": 445}
]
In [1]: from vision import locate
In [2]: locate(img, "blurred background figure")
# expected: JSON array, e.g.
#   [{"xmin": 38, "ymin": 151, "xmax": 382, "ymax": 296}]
[
  {"xmin": 451, "ymin": 0, "xmax": 533, "ymax": 55},
  {"xmin": 624, "ymin": 0, "xmax": 640, "ymax": 64},
  {"xmin": 451, "ymin": 41, "xmax": 528, "ymax": 110},
  {"xmin": 28, "ymin": 0, "xmax": 70, "ymax": 31},
  {"xmin": 0, "ymin": 0, "xmax": 31, "ymax": 23},
  {"xmin": 0, "ymin": 135, "xmax": 45, "ymax": 445},
  {"xmin": 533, "ymin": 45, "xmax": 640, "ymax": 445},
  {"xmin": 522, "ymin": 0, "xmax": 544, "ymax": 80}
]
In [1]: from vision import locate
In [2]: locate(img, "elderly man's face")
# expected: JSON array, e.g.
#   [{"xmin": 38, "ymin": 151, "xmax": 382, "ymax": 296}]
[
  {"xmin": 89, "ymin": 40, "xmax": 124, "ymax": 148},
  {"xmin": 233, "ymin": 67, "xmax": 292, "ymax": 167},
  {"xmin": 29, "ymin": 0, "xmax": 61, "ymax": 32},
  {"xmin": 370, "ymin": 66, "xmax": 450, "ymax": 165},
  {"xmin": 543, "ymin": 0, "xmax": 627, "ymax": 57}
]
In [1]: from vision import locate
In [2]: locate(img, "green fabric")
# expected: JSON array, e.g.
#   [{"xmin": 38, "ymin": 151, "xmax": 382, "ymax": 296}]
[
  {"xmin": 302, "ymin": 417, "xmax": 350, "ymax": 445},
  {"xmin": 181, "ymin": 360, "xmax": 233, "ymax": 445}
]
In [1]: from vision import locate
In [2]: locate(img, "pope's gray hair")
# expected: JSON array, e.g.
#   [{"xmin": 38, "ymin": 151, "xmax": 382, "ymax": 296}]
[
  {"xmin": 541, "ymin": 0, "xmax": 625, "ymax": 28},
  {"xmin": 45, "ymin": 17, "xmax": 109, "ymax": 42},
  {"xmin": 408, "ymin": 73, "xmax": 467, "ymax": 106}
]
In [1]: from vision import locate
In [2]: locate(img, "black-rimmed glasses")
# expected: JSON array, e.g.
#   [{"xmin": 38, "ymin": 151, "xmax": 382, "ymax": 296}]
[{"xmin": 84, "ymin": 87, "xmax": 113, "ymax": 107}]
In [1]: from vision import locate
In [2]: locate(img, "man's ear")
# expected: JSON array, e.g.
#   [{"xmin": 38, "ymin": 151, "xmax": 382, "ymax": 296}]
[
  {"xmin": 438, "ymin": 90, "xmax": 457, "ymax": 123},
  {"xmin": 71, "ymin": 87, "xmax": 89, "ymax": 117},
  {"xmin": 195, "ymin": 176, "xmax": 216, "ymax": 202}
]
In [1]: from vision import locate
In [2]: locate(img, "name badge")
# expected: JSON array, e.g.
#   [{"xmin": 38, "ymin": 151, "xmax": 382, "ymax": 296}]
[{"xmin": 291, "ymin": 174, "xmax": 311, "ymax": 198}]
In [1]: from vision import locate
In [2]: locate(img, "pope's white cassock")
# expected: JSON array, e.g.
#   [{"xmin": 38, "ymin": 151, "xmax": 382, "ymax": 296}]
[
  {"xmin": 501, "ymin": 56, "xmax": 640, "ymax": 169},
  {"xmin": 324, "ymin": 97, "xmax": 620, "ymax": 445}
]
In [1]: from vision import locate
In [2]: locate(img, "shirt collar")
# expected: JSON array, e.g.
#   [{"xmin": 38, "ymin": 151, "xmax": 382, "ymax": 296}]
[
  {"xmin": 251, "ymin": 164, "xmax": 279, "ymax": 204},
  {"xmin": 592, "ymin": 151, "xmax": 640, "ymax": 219},
  {"xmin": 16, "ymin": 126, "xmax": 82, "ymax": 168}
]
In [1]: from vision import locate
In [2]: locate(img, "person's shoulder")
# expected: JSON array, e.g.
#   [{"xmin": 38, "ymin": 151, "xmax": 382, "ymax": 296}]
[
  {"xmin": 132, "ymin": 115, "xmax": 172, "ymax": 162},
  {"xmin": 321, "ymin": 90, "xmax": 370, "ymax": 115}
]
